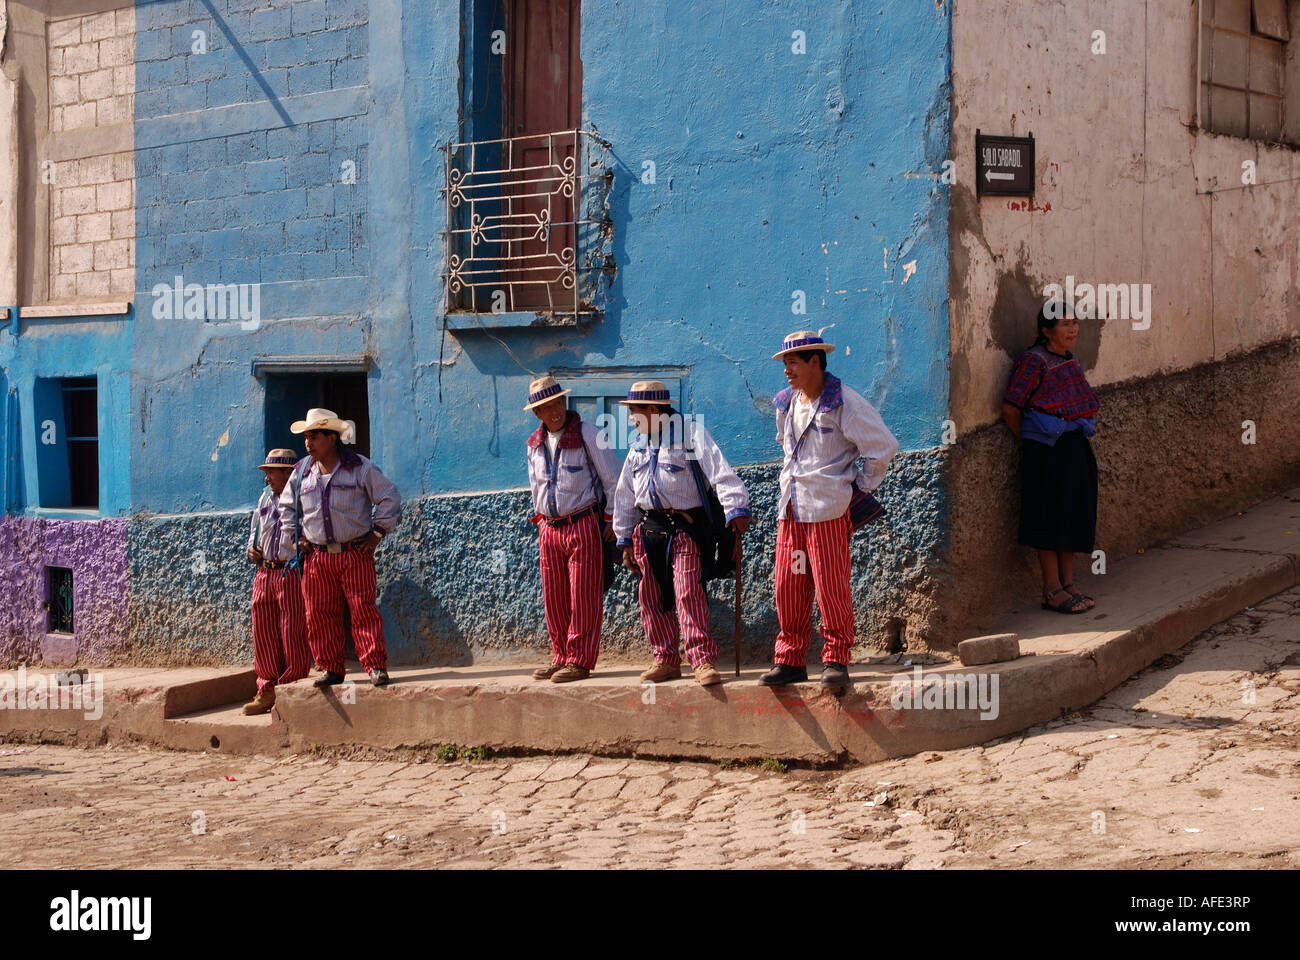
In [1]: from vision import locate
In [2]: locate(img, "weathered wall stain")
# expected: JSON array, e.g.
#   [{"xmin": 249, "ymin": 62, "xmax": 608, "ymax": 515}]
[{"xmin": 987, "ymin": 260, "xmax": 1105, "ymax": 371}]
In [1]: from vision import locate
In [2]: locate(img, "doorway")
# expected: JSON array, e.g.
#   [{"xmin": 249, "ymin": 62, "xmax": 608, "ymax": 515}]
[
  {"xmin": 263, "ymin": 373, "xmax": 371, "ymax": 461},
  {"xmin": 263, "ymin": 372, "xmax": 371, "ymax": 665}
]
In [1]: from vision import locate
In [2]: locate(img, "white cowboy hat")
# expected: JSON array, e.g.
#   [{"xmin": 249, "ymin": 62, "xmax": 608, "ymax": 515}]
[
  {"xmin": 772, "ymin": 329, "xmax": 836, "ymax": 359},
  {"xmin": 523, "ymin": 375, "xmax": 573, "ymax": 411},
  {"xmin": 290, "ymin": 408, "xmax": 357, "ymax": 445}
]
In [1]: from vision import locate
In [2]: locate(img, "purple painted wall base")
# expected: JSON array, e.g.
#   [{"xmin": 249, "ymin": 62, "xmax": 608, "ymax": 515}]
[{"xmin": 0, "ymin": 517, "xmax": 128, "ymax": 665}]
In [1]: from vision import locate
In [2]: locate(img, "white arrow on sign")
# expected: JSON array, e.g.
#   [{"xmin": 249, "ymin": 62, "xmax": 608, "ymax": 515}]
[{"xmin": 985, "ymin": 170, "xmax": 1015, "ymax": 181}]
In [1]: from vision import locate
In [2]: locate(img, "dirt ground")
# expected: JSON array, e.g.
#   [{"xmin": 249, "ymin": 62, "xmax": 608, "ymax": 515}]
[{"xmin": 3, "ymin": 587, "xmax": 1298, "ymax": 869}]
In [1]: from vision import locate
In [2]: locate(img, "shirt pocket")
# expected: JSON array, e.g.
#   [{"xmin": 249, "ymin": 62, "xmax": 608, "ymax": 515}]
[
  {"xmin": 327, "ymin": 479, "xmax": 366, "ymax": 519},
  {"xmin": 298, "ymin": 475, "xmax": 320, "ymax": 509},
  {"xmin": 657, "ymin": 447, "xmax": 692, "ymax": 474}
]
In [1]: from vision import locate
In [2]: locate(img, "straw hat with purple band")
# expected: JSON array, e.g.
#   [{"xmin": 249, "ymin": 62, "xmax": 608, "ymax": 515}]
[
  {"xmin": 258, "ymin": 448, "xmax": 298, "ymax": 471},
  {"xmin": 289, "ymin": 408, "xmax": 357, "ymax": 444},
  {"xmin": 772, "ymin": 329, "xmax": 836, "ymax": 360},
  {"xmin": 618, "ymin": 380, "xmax": 673, "ymax": 406},
  {"xmin": 523, "ymin": 374, "xmax": 572, "ymax": 411}
]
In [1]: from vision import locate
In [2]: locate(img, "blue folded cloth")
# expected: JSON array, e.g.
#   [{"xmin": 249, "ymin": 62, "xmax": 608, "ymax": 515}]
[{"xmin": 1023, "ymin": 409, "xmax": 1095, "ymax": 446}]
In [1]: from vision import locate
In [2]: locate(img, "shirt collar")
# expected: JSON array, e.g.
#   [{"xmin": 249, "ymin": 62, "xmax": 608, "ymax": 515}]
[
  {"xmin": 527, "ymin": 410, "xmax": 583, "ymax": 449},
  {"xmin": 773, "ymin": 374, "xmax": 843, "ymax": 414},
  {"xmin": 631, "ymin": 418, "xmax": 678, "ymax": 452}
]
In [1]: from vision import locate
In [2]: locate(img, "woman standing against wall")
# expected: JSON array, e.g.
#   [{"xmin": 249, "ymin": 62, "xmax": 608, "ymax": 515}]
[{"xmin": 1001, "ymin": 304, "xmax": 1100, "ymax": 614}]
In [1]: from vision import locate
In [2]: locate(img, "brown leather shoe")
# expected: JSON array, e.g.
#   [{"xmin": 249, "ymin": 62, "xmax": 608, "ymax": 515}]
[
  {"xmin": 533, "ymin": 663, "xmax": 564, "ymax": 680},
  {"xmin": 242, "ymin": 689, "xmax": 275, "ymax": 715},
  {"xmin": 694, "ymin": 662, "xmax": 723, "ymax": 687},
  {"xmin": 551, "ymin": 664, "xmax": 590, "ymax": 683},
  {"xmin": 640, "ymin": 661, "xmax": 683, "ymax": 683}
]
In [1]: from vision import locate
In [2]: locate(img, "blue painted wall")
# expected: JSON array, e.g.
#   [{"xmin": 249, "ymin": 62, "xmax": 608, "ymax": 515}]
[
  {"xmin": 132, "ymin": 0, "xmax": 373, "ymax": 512},
  {"xmin": 0, "ymin": 313, "xmax": 132, "ymax": 517},
  {"xmin": 414, "ymin": 0, "xmax": 951, "ymax": 497},
  {"xmin": 125, "ymin": 0, "xmax": 948, "ymax": 511}
]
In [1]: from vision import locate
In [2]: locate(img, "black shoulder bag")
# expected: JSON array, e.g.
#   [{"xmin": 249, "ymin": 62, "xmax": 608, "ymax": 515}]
[{"xmin": 686, "ymin": 457, "xmax": 737, "ymax": 581}]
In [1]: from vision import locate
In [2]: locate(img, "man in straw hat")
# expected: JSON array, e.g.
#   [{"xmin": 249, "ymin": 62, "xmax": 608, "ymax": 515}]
[
  {"xmin": 242, "ymin": 448, "xmax": 312, "ymax": 715},
  {"xmin": 278, "ymin": 409, "xmax": 401, "ymax": 687},
  {"xmin": 524, "ymin": 375, "xmax": 623, "ymax": 682},
  {"xmin": 761, "ymin": 331, "xmax": 897, "ymax": 693},
  {"xmin": 611, "ymin": 381, "xmax": 751, "ymax": 687}
]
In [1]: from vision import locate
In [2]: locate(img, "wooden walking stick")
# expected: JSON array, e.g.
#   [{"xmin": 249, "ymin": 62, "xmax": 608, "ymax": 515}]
[{"xmin": 734, "ymin": 536, "xmax": 743, "ymax": 676}]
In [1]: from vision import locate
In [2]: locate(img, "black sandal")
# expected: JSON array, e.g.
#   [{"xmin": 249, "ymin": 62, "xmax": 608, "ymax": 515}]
[
  {"xmin": 1061, "ymin": 583, "xmax": 1095, "ymax": 610},
  {"xmin": 1042, "ymin": 588, "xmax": 1088, "ymax": 614}
]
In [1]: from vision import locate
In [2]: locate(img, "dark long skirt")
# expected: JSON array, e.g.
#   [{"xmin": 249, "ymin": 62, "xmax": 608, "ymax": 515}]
[{"xmin": 1018, "ymin": 429, "xmax": 1098, "ymax": 552}]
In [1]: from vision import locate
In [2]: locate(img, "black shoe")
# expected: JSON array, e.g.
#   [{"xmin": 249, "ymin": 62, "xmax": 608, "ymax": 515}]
[
  {"xmin": 368, "ymin": 668, "xmax": 390, "ymax": 687},
  {"xmin": 758, "ymin": 663, "xmax": 808, "ymax": 686},
  {"xmin": 820, "ymin": 662, "xmax": 850, "ymax": 692},
  {"xmin": 313, "ymin": 671, "xmax": 345, "ymax": 688}
]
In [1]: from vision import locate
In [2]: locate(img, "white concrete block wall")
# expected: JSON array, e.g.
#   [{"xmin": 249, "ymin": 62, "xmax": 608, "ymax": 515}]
[
  {"xmin": 47, "ymin": 8, "xmax": 134, "ymax": 133},
  {"xmin": 45, "ymin": 7, "xmax": 135, "ymax": 301}
]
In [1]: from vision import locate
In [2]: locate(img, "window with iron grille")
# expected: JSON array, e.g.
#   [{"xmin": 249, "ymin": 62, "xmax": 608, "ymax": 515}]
[
  {"xmin": 1200, "ymin": 0, "xmax": 1295, "ymax": 142},
  {"xmin": 47, "ymin": 566, "xmax": 74, "ymax": 634},
  {"xmin": 444, "ymin": 0, "xmax": 611, "ymax": 322}
]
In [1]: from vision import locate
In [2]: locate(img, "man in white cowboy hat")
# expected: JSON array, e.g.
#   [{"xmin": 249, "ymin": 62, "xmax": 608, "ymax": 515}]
[
  {"xmin": 278, "ymin": 409, "xmax": 401, "ymax": 687},
  {"xmin": 611, "ymin": 381, "xmax": 751, "ymax": 687},
  {"xmin": 761, "ymin": 331, "xmax": 897, "ymax": 693},
  {"xmin": 242, "ymin": 448, "xmax": 312, "ymax": 715},
  {"xmin": 524, "ymin": 375, "xmax": 623, "ymax": 682}
]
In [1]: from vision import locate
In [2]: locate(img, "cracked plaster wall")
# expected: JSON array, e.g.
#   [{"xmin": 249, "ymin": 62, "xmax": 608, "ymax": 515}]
[{"xmin": 946, "ymin": 0, "xmax": 1300, "ymax": 629}]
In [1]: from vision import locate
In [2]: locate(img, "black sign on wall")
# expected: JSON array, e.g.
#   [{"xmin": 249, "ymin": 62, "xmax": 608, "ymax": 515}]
[{"xmin": 975, "ymin": 130, "xmax": 1035, "ymax": 196}]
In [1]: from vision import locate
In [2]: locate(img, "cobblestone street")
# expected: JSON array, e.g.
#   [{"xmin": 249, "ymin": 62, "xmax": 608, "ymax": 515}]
[{"xmin": 4, "ymin": 588, "xmax": 1298, "ymax": 869}]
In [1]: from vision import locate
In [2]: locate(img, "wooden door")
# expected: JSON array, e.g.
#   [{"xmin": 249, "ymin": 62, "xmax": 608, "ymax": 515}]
[{"xmin": 504, "ymin": 0, "xmax": 582, "ymax": 311}]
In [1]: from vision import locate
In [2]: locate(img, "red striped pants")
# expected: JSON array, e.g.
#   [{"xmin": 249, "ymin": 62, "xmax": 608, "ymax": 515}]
[
  {"xmin": 539, "ymin": 511, "xmax": 604, "ymax": 669},
  {"xmin": 774, "ymin": 509, "xmax": 855, "ymax": 666},
  {"xmin": 633, "ymin": 527, "xmax": 716, "ymax": 669},
  {"xmin": 251, "ymin": 566, "xmax": 311, "ymax": 693},
  {"xmin": 302, "ymin": 547, "xmax": 386, "ymax": 674}
]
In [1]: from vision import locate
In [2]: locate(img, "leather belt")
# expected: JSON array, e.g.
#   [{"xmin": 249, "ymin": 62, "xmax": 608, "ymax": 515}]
[
  {"xmin": 258, "ymin": 560, "xmax": 289, "ymax": 569},
  {"xmin": 307, "ymin": 536, "xmax": 370, "ymax": 554},
  {"xmin": 541, "ymin": 506, "xmax": 596, "ymax": 528},
  {"xmin": 643, "ymin": 508, "xmax": 695, "ymax": 526}
]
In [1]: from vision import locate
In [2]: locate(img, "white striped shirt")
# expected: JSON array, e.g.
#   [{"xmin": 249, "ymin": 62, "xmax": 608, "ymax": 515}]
[
  {"xmin": 612, "ymin": 419, "xmax": 751, "ymax": 545},
  {"xmin": 247, "ymin": 488, "xmax": 295, "ymax": 562},
  {"xmin": 775, "ymin": 374, "xmax": 898, "ymax": 523},
  {"xmin": 526, "ymin": 417, "xmax": 623, "ymax": 519},
  {"xmin": 278, "ymin": 451, "xmax": 401, "ymax": 546}
]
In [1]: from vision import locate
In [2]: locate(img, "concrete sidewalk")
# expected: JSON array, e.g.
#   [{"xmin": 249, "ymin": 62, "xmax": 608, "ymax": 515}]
[{"xmin": 3, "ymin": 488, "xmax": 1298, "ymax": 764}]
